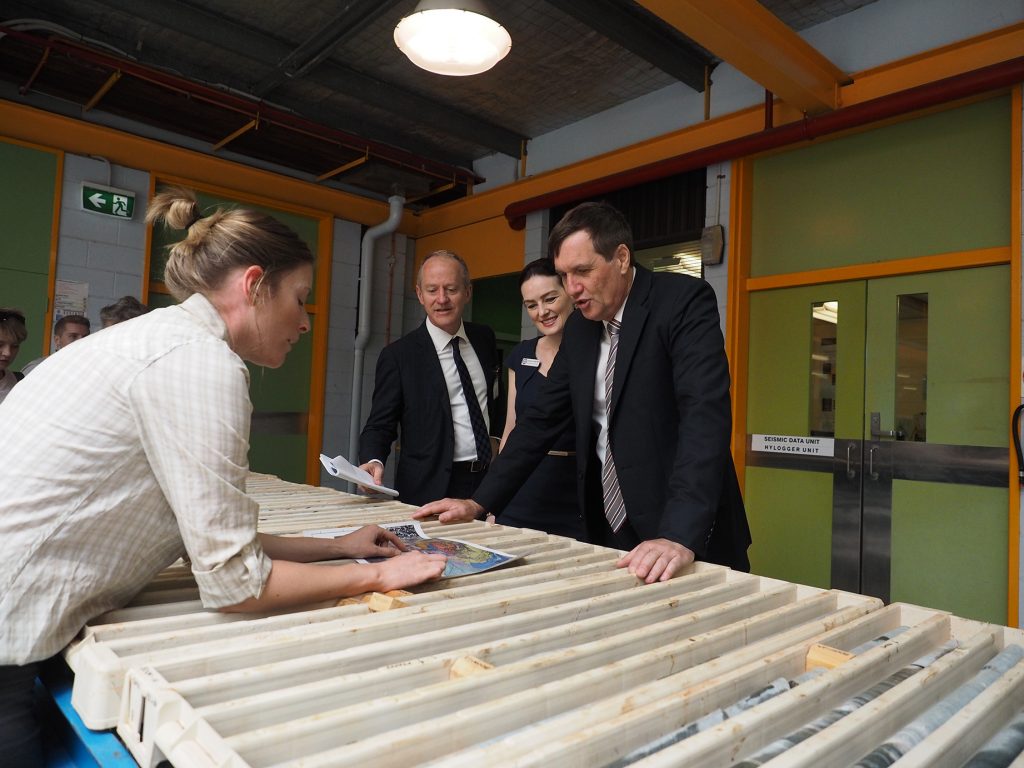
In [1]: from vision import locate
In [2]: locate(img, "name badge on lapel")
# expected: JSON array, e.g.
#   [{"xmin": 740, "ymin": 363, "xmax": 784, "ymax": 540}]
[{"xmin": 521, "ymin": 358, "xmax": 541, "ymax": 368}]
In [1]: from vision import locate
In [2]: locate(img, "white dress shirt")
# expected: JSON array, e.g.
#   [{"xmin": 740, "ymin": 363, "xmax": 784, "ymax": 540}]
[
  {"xmin": 424, "ymin": 318, "xmax": 490, "ymax": 463},
  {"xmin": 0, "ymin": 293, "xmax": 272, "ymax": 664}
]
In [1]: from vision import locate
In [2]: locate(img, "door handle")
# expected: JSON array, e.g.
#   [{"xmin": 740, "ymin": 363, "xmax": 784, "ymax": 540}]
[
  {"xmin": 870, "ymin": 411, "xmax": 904, "ymax": 440},
  {"xmin": 869, "ymin": 445, "xmax": 879, "ymax": 480},
  {"xmin": 846, "ymin": 443, "xmax": 856, "ymax": 479}
]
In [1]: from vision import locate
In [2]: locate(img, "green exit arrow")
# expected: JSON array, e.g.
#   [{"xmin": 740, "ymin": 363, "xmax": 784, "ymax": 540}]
[{"xmin": 81, "ymin": 183, "xmax": 135, "ymax": 219}]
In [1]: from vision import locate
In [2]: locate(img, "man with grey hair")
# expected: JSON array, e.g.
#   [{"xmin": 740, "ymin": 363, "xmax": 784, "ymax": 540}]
[{"xmin": 358, "ymin": 250, "xmax": 499, "ymax": 506}]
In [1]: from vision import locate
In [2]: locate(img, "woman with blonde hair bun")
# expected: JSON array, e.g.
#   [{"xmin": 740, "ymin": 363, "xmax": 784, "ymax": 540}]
[{"xmin": 0, "ymin": 188, "xmax": 445, "ymax": 763}]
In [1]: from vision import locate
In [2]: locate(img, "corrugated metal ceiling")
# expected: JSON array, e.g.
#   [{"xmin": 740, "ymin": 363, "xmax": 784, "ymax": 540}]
[{"xmin": 0, "ymin": 0, "xmax": 878, "ymax": 207}]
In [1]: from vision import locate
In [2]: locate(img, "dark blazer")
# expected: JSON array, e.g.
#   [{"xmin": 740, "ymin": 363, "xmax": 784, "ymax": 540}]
[
  {"xmin": 360, "ymin": 321, "xmax": 498, "ymax": 507},
  {"xmin": 475, "ymin": 265, "xmax": 751, "ymax": 570}
]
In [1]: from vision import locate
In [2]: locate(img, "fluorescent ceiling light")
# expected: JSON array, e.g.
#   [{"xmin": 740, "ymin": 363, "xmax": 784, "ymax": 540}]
[{"xmin": 395, "ymin": 1, "xmax": 511, "ymax": 76}]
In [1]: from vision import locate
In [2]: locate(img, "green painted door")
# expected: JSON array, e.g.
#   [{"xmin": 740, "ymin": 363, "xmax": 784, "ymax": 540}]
[{"xmin": 746, "ymin": 266, "xmax": 1009, "ymax": 624}]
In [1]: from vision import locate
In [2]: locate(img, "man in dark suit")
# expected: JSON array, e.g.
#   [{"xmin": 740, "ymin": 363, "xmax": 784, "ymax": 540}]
[
  {"xmin": 359, "ymin": 250, "xmax": 498, "ymax": 506},
  {"xmin": 416, "ymin": 202, "xmax": 751, "ymax": 580}
]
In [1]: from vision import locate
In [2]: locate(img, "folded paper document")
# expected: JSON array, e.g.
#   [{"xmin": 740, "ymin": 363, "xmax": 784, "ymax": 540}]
[{"xmin": 319, "ymin": 453, "xmax": 399, "ymax": 496}]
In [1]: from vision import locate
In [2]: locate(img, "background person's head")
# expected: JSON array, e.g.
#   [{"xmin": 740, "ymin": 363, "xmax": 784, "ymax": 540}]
[
  {"xmin": 0, "ymin": 308, "xmax": 27, "ymax": 374},
  {"xmin": 100, "ymin": 296, "xmax": 149, "ymax": 328},
  {"xmin": 548, "ymin": 202, "xmax": 634, "ymax": 323},
  {"xmin": 415, "ymin": 249, "xmax": 472, "ymax": 335},
  {"xmin": 146, "ymin": 187, "xmax": 314, "ymax": 368},
  {"xmin": 53, "ymin": 315, "xmax": 90, "ymax": 350},
  {"xmin": 519, "ymin": 258, "xmax": 572, "ymax": 339}
]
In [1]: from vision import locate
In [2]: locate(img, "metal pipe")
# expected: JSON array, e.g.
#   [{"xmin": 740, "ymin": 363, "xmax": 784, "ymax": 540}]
[
  {"xmin": 0, "ymin": 24, "xmax": 483, "ymax": 187},
  {"xmin": 348, "ymin": 194, "xmax": 405, "ymax": 476},
  {"xmin": 504, "ymin": 55, "xmax": 1024, "ymax": 229}
]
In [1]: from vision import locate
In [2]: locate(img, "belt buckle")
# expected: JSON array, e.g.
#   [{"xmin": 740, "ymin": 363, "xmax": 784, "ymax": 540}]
[{"xmin": 469, "ymin": 459, "xmax": 486, "ymax": 473}]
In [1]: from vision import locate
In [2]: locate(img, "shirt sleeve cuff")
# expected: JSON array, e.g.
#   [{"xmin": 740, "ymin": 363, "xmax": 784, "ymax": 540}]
[{"xmin": 191, "ymin": 540, "xmax": 273, "ymax": 608}]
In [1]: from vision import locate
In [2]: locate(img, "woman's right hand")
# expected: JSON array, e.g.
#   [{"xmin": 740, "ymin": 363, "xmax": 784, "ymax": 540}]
[{"xmin": 374, "ymin": 550, "xmax": 446, "ymax": 591}]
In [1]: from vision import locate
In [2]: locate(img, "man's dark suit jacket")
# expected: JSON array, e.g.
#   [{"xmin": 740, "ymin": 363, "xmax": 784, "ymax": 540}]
[
  {"xmin": 359, "ymin": 321, "xmax": 499, "ymax": 507},
  {"xmin": 475, "ymin": 265, "xmax": 751, "ymax": 570}
]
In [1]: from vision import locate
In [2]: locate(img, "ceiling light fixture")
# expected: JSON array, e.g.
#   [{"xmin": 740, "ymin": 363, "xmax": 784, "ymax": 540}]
[{"xmin": 394, "ymin": 0, "xmax": 511, "ymax": 76}]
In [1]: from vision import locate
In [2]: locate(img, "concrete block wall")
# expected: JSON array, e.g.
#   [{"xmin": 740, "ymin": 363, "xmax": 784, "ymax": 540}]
[
  {"xmin": 321, "ymin": 224, "xmax": 409, "ymax": 490},
  {"xmin": 57, "ymin": 154, "xmax": 149, "ymax": 342},
  {"xmin": 703, "ymin": 162, "xmax": 731, "ymax": 337},
  {"xmin": 320, "ymin": 218, "xmax": 362, "ymax": 489},
  {"xmin": 519, "ymin": 208, "xmax": 550, "ymax": 340}
]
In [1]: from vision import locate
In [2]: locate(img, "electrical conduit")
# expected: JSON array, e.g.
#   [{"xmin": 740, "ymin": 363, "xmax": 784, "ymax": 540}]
[{"xmin": 348, "ymin": 195, "xmax": 404, "ymax": 480}]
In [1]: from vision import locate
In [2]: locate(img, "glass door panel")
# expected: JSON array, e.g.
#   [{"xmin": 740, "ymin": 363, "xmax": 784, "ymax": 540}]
[
  {"xmin": 745, "ymin": 266, "xmax": 1009, "ymax": 623},
  {"xmin": 746, "ymin": 282, "xmax": 866, "ymax": 588},
  {"xmin": 864, "ymin": 267, "xmax": 1009, "ymax": 623}
]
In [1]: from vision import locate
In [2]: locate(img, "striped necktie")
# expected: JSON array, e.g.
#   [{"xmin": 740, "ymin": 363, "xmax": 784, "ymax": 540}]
[{"xmin": 602, "ymin": 319, "xmax": 626, "ymax": 532}]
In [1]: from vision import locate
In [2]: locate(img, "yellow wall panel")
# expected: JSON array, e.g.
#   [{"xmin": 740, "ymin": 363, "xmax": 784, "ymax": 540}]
[{"xmin": 414, "ymin": 216, "xmax": 525, "ymax": 282}]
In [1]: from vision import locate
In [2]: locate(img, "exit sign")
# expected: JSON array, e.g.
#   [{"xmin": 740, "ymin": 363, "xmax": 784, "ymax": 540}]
[{"xmin": 81, "ymin": 183, "xmax": 135, "ymax": 219}]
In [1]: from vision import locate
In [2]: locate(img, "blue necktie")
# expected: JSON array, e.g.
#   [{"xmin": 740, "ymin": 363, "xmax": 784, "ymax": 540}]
[{"xmin": 451, "ymin": 337, "xmax": 492, "ymax": 467}]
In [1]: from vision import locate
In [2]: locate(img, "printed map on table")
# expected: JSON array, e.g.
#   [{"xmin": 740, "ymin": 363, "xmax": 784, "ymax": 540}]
[{"xmin": 302, "ymin": 520, "xmax": 519, "ymax": 578}]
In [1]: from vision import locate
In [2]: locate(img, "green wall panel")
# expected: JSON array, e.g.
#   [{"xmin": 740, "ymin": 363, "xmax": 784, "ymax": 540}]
[
  {"xmin": 0, "ymin": 140, "xmax": 58, "ymax": 362},
  {"xmin": 3, "ymin": 272, "xmax": 51, "ymax": 365},
  {"xmin": 247, "ymin": 327, "xmax": 313, "ymax": 411},
  {"xmin": 748, "ymin": 281, "xmax": 866, "ymax": 439},
  {"xmin": 891, "ymin": 480, "xmax": 1007, "ymax": 624},
  {"xmin": 752, "ymin": 96, "xmax": 1010, "ymax": 276},
  {"xmin": 249, "ymin": 435, "xmax": 309, "ymax": 486},
  {"xmin": 471, "ymin": 272, "xmax": 522, "ymax": 340},
  {"xmin": 746, "ymin": 466, "xmax": 833, "ymax": 588},
  {"xmin": 864, "ymin": 267, "xmax": 1008, "ymax": 448}
]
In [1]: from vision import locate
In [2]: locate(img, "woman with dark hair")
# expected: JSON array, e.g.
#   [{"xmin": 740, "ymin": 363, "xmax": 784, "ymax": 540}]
[
  {"xmin": 495, "ymin": 258, "xmax": 584, "ymax": 539},
  {"xmin": 0, "ymin": 188, "xmax": 445, "ymax": 763},
  {"xmin": 0, "ymin": 308, "xmax": 26, "ymax": 405}
]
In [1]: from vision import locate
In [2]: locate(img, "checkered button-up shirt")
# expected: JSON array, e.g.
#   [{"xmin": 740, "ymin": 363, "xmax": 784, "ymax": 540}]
[{"xmin": 0, "ymin": 293, "xmax": 272, "ymax": 664}]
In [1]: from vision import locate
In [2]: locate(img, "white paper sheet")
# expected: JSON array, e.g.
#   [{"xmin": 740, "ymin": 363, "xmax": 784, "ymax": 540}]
[{"xmin": 318, "ymin": 453, "xmax": 399, "ymax": 496}]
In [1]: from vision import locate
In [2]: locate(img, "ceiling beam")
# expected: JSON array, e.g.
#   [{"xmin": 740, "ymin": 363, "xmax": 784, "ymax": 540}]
[
  {"xmin": 86, "ymin": 0, "xmax": 527, "ymax": 157},
  {"xmin": 253, "ymin": 0, "xmax": 402, "ymax": 97},
  {"xmin": 635, "ymin": 0, "xmax": 850, "ymax": 114},
  {"xmin": 545, "ymin": 0, "xmax": 711, "ymax": 91}
]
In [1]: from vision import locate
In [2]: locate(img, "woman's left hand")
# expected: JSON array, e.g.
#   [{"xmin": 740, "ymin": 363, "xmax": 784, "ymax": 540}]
[{"xmin": 335, "ymin": 525, "xmax": 408, "ymax": 559}]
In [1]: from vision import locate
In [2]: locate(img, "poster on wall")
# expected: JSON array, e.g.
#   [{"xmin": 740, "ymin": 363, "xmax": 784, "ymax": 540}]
[{"xmin": 54, "ymin": 279, "xmax": 88, "ymax": 319}]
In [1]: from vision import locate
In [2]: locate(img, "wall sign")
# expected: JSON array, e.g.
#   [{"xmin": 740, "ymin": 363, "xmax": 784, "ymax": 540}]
[
  {"xmin": 752, "ymin": 434, "xmax": 835, "ymax": 457},
  {"xmin": 81, "ymin": 182, "xmax": 135, "ymax": 219}
]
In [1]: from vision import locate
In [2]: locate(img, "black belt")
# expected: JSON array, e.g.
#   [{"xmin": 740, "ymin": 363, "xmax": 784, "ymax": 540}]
[{"xmin": 452, "ymin": 460, "xmax": 488, "ymax": 473}]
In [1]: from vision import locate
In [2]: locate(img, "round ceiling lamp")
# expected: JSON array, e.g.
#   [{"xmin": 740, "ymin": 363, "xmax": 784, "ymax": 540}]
[{"xmin": 394, "ymin": 0, "xmax": 511, "ymax": 76}]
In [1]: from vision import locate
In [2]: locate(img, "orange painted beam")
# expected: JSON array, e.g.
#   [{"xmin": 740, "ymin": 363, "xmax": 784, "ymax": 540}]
[
  {"xmin": 416, "ymin": 25, "xmax": 1023, "ymax": 243},
  {"xmin": 0, "ymin": 100, "xmax": 414, "ymax": 233},
  {"xmin": 727, "ymin": 158, "xmax": 753, "ymax": 490},
  {"xmin": 745, "ymin": 246, "xmax": 1011, "ymax": 292},
  {"xmin": 636, "ymin": 0, "xmax": 848, "ymax": 114}
]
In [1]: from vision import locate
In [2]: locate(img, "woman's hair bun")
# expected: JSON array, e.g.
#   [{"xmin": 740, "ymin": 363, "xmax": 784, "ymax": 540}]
[{"xmin": 146, "ymin": 187, "xmax": 202, "ymax": 230}]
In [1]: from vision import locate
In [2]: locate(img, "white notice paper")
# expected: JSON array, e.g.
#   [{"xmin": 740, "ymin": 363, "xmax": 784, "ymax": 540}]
[
  {"xmin": 751, "ymin": 434, "xmax": 835, "ymax": 457},
  {"xmin": 319, "ymin": 453, "xmax": 399, "ymax": 496}
]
